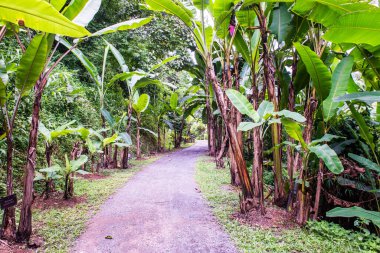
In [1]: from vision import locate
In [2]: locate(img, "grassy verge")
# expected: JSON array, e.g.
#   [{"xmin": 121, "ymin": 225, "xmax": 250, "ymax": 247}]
[
  {"xmin": 195, "ymin": 156, "xmax": 379, "ymax": 253},
  {"xmin": 33, "ymin": 155, "xmax": 161, "ymax": 252}
]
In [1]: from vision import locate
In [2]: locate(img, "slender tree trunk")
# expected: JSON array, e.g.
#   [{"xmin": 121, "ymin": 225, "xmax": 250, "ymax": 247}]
[
  {"xmin": 17, "ymin": 77, "xmax": 47, "ymax": 242},
  {"xmin": 296, "ymin": 96, "xmax": 318, "ymax": 224},
  {"xmin": 136, "ymin": 116, "xmax": 141, "ymax": 159},
  {"xmin": 45, "ymin": 142, "xmax": 54, "ymax": 199},
  {"xmin": 287, "ymin": 52, "xmax": 297, "ymax": 210},
  {"xmin": 216, "ymin": 131, "xmax": 228, "ymax": 168},
  {"xmin": 206, "ymin": 54, "xmax": 254, "ymax": 212},
  {"xmin": 122, "ymin": 102, "xmax": 133, "ymax": 168},
  {"xmin": 256, "ymin": 6, "xmax": 286, "ymax": 206},
  {"xmin": 1, "ymin": 129, "xmax": 16, "ymax": 241},
  {"xmin": 157, "ymin": 122, "xmax": 161, "ymax": 152},
  {"xmin": 113, "ymin": 145, "xmax": 118, "ymax": 169},
  {"xmin": 206, "ymin": 84, "xmax": 216, "ymax": 156},
  {"xmin": 313, "ymin": 160, "xmax": 324, "ymax": 220}
]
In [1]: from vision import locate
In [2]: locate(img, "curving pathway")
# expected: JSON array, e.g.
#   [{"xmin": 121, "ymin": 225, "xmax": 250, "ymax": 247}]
[{"xmin": 71, "ymin": 140, "xmax": 237, "ymax": 253}]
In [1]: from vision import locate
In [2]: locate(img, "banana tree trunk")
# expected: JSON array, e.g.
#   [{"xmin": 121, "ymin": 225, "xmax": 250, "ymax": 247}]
[
  {"xmin": 136, "ymin": 115, "xmax": 141, "ymax": 159},
  {"xmin": 286, "ymin": 52, "xmax": 297, "ymax": 210},
  {"xmin": 256, "ymin": 6, "xmax": 286, "ymax": 206},
  {"xmin": 122, "ymin": 102, "xmax": 133, "ymax": 168},
  {"xmin": 206, "ymin": 84, "xmax": 216, "ymax": 156},
  {"xmin": 157, "ymin": 122, "xmax": 161, "ymax": 152},
  {"xmin": 296, "ymin": 96, "xmax": 318, "ymax": 224},
  {"xmin": 206, "ymin": 54, "xmax": 254, "ymax": 212},
  {"xmin": 113, "ymin": 145, "xmax": 118, "ymax": 168},
  {"xmin": 17, "ymin": 77, "xmax": 48, "ymax": 242},
  {"xmin": 1, "ymin": 127, "xmax": 16, "ymax": 241}
]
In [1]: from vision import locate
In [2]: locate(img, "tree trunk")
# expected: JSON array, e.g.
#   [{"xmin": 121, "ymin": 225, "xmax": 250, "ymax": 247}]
[
  {"xmin": 295, "ymin": 97, "xmax": 318, "ymax": 225},
  {"xmin": 286, "ymin": 51, "xmax": 297, "ymax": 210},
  {"xmin": 313, "ymin": 160, "xmax": 324, "ymax": 220},
  {"xmin": 216, "ymin": 131, "xmax": 228, "ymax": 168},
  {"xmin": 206, "ymin": 84, "xmax": 216, "ymax": 156},
  {"xmin": 157, "ymin": 122, "xmax": 161, "ymax": 152},
  {"xmin": 122, "ymin": 102, "xmax": 133, "ymax": 168},
  {"xmin": 136, "ymin": 116, "xmax": 141, "ymax": 159},
  {"xmin": 17, "ymin": 78, "xmax": 47, "ymax": 242},
  {"xmin": 1, "ymin": 129, "xmax": 16, "ymax": 241},
  {"xmin": 45, "ymin": 142, "xmax": 55, "ymax": 199},
  {"xmin": 206, "ymin": 54, "xmax": 254, "ymax": 212},
  {"xmin": 256, "ymin": 6, "xmax": 286, "ymax": 206},
  {"xmin": 113, "ymin": 145, "xmax": 118, "ymax": 169}
]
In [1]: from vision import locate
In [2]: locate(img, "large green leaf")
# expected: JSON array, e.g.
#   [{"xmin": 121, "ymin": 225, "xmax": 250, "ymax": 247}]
[
  {"xmin": 281, "ymin": 118, "xmax": 307, "ymax": 149},
  {"xmin": 237, "ymin": 121, "xmax": 263, "ymax": 132},
  {"xmin": 58, "ymin": 37, "xmax": 101, "ymax": 85},
  {"xmin": 294, "ymin": 42, "xmax": 332, "ymax": 100},
  {"xmin": 309, "ymin": 144, "xmax": 344, "ymax": 174},
  {"xmin": 269, "ymin": 3, "xmax": 292, "ymax": 42},
  {"xmin": 101, "ymin": 108, "xmax": 116, "ymax": 128},
  {"xmin": 324, "ymin": 11, "xmax": 380, "ymax": 46},
  {"xmin": 348, "ymin": 153, "xmax": 380, "ymax": 174},
  {"xmin": 323, "ymin": 56, "xmax": 354, "ymax": 122},
  {"xmin": 106, "ymin": 41, "xmax": 129, "ymax": 73},
  {"xmin": 150, "ymin": 55, "xmax": 179, "ymax": 72},
  {"xmin": 348, "ymin": 103, "xmax": 376, "ymax": 154},
  {"xmin": 91, "ymin": 17, "xmax": 153, "ymax": 37},
  {"xmin": 145, "ymin": 0, "xmax": 194, "ymax": 27},
  {"xmin": 257, "ymin": 100, "xmax": 274, "ymax": 120},
  {"xmin": 16, "ymin": 34, "xmax": 49, "ymax": 97},
  {"xmin": 334, "ymin": 91, "xmax": 380, "ymax": 104},
  {"xmin": 0, "ymin": 0, "xmax": 90, "ymax": 37},
  {"xmin": 103, "ymin": 134, "xmax": 118, "ymax": 147},
  {"xmin": 226, "ymin": 89, "xmax": 259, "ymax": 122},
  {"xmin": 133, "ymin": 94, "xmax": 150, "ymax": 113},
  {"xmin": 70, "ymin": 155, "xmax": 88, "ymax": 171},
  {"xmin": 213, "ymin": 0, "xmax": 234, "ymax": 39},
  {"xmin": 170, "ymin": 92, "xmax": 178, "ymax": 110},
  {"xmin": 63, "ymin": 0, "xmax": 101, "ymax": 27},
  {"xmin": 119, "ymin": 132, "xmax": 132, "ymax": 146},
  {"xmin": 275, "ymin": 110, "xmax": 306, "ymax": 122},
  {"xmin": 293, "ymin": 0, "xmax": 376, "ymax": 28},
  {"xmin": 50, "ymin": 0, "xmax": 67, "ymax": 11},
  {"xmin": 327, "ymin": 207, "xmax": 380, "ymax": 228},
  {"xmin": 234, "ymin": 29, "xmax": 251, "ymax": 65}
]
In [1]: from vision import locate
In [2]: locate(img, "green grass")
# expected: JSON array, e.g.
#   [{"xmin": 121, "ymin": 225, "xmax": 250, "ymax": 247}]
[
  {"xmin": 195, "ymin": 156, "xmax": 379, "ymax": 253},
  {"xmin": 33, "ymin": 156, "xmax": 161, "ymax": 252}
]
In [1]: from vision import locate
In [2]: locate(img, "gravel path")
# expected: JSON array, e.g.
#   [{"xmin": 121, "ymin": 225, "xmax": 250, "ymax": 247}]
[{"xmin": 71, "ymin": 140, "xmax": 237, "ymax": 253}]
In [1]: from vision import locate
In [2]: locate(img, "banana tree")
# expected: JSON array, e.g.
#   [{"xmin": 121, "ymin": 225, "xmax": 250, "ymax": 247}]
[
  {"xmin": 61, "ymin": 155, "xmax": 89, "ymax": 199},
  {"xmin": 101, "ymin": 109, "xmax": 132, "ymax": 168},
  {"xmin": 132, "ymin": 93, "xmax": 151, "ymax": 159},
  {"xmin": 34, "ymin": 166, "xmax": 62, "ymax": 200}
]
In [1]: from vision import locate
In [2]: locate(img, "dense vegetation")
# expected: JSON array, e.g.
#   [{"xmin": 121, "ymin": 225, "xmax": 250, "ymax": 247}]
[{"xmin": 0, "ymin": 0, "xmax": 379, "ymax": 250}]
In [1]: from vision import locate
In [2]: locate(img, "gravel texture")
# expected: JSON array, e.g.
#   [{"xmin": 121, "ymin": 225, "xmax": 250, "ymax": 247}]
[{"xmin": 71, "ymin": 141, "xmax": 238, "ymax": 253}]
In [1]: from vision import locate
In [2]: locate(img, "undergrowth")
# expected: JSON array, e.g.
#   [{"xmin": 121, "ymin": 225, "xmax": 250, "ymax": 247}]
[{"xmin": 195, "ymin": 156, "xmax": 380, "ymax": 253}]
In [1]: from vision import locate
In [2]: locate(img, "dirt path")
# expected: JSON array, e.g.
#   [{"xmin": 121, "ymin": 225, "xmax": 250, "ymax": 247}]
[{"xmin": 71, "ymin": 141, "xmax": 237, "ymax": 253}]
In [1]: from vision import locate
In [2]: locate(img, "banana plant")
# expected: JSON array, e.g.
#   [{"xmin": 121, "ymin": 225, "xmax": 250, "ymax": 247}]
[
  {"xmin": 132, "ymin": 93, "xmax": 151, "ymax": 159},
  {"xmin": 226, "ymin": 88, "xmax": 306, "ymax": 213},
  {"xmin": 34, "ymin": 165, "xmax": 62, "ymax": 200},
  {"xmin": 38, "ymin": 120, "xmax": 77, "ymax": 167},
  {"xmin": 61, "ymin": 154, "xmax": 89, "ymax": 199},
  {"xmin": 101, "ymin": 109, "xmax": 132, "ymax": 168}
]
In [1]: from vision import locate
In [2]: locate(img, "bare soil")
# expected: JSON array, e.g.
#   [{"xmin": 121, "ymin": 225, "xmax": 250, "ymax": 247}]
[
  {"xmin": 33, "ymin": 192, "xmax": 86, "ymax": 210},
  {"xmin": 232, "ymin": 205, "xmax": 297, "ymax": 230},
  {"xmin": 71, "ymin": 141, "xmax": 237, "ymax": 253}
]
